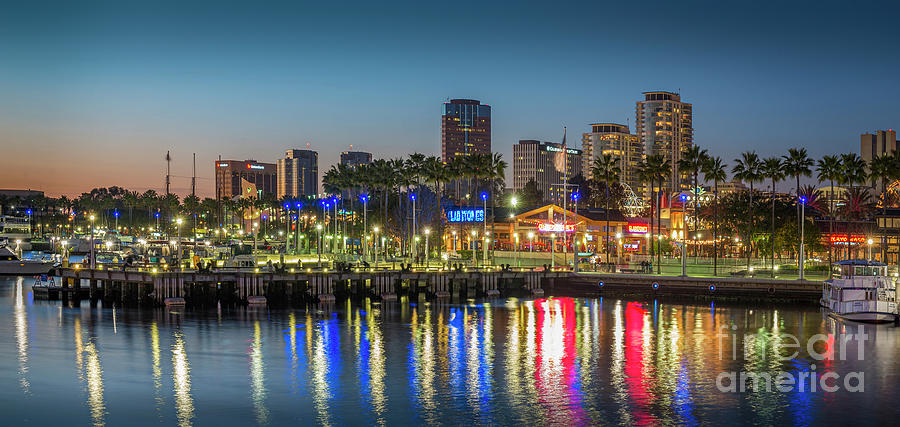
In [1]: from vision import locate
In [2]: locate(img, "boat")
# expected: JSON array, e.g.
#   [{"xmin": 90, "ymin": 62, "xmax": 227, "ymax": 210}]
[
  {"xmin": 0, "ymin": 246, "xmax": 55, "ymax": 275},
  {"xmin": 821, "ymin": 260, "xmax": 898, "ymax": 323},
  {"xmin": 0, "ymin": 215, "xmax": 32, "ymax": 250}
]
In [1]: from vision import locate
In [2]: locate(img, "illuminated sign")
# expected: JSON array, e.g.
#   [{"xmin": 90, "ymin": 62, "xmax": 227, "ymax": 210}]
[
  {"xmin": 828, "ymin": 234, "xmax": 866, "ymax": 245},
  {"xmin": 447, "ymin": 209, "xmax": 485, "ymax": 223},
  {"xmin": 538, "ymin": 222, "xmax": 575, "ymax": 233},
  {"xmin": 627, "ymin": 223, "xmax": 649, "ymax": 234},
  {"xmin": 217, "ymin": 163, "xmax": 229, "ymax": 167},
  {"xmin": 542, "ymin": 145, "xmax": 580, "ymax": 155},
  {"xmin": 623, "ymin": 242, "xmax": 640, "ymax": 251},
  {"xmin": 247, "ymin": 164, "xmax": 265, "ymax": 170}
]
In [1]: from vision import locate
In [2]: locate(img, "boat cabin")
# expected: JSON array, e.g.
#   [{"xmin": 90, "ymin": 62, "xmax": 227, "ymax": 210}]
[{"xmin": 832, "ymin": 260, "xmax": 888, "ymax": 279}]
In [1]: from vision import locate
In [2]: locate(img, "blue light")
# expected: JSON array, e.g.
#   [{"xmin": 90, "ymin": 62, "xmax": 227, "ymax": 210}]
[
  {"xmin": 26, "ymin": 209, "xmax": 32, "ymax": 215},
  {"xmin": 155, "ymin": 212, "xmax": 160, "ymax": 218},
  {"xmin": 295, "ymin": 202, "xmax": 302, "ymax": 209},
  {"xmin": 409, "ymin": 193, "xmax": 415, "ymax": 201},
  {"xmin": 359, "ymin": 194, "xmax": 368, "ymax": 203},
  {"xmin": 680, "ymin": 194, "xmax": 687, "ymax": 202},
  {"xmin": 799, "ymin": 196, "xmax": 807, "ymax": 204},
  {"xmin": 480, "ymin": 192, "xmax": 488, "ymax": 201},
  {"xmin": 572, "ymin": 192, "xmax": 580, "ymax": 201},
  {"xmin": 262, "ymin": 215, "xmax": 268, "ymax": 220},
  {"xmin": 114, "ymin": 211, "xmax": 119, "ymax": 217},
  {"xmin": 283, "ymin": 203, "xmax": 289, "ymax": 209}
]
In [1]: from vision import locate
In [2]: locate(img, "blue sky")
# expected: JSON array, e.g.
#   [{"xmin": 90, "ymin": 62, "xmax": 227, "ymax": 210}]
[{"xmin": 2, "ymin": 0, "xmax": 898, "ymax": 196}]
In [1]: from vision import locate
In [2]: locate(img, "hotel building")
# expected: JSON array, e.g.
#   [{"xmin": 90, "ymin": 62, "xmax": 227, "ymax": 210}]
[
  {"xmin": 635, "ymin": 91, "xmax": 694, "ymax": 195},
  {"xmin": 513, "ymin": 139, "xmax": 582, "ymax": 205},
  {"xmin": 441, "ymin": 99, "xmax": 491, "ymax": 163},
  {"xmin": 215, "ymin": 160, "xmax": 277, "ymax": 201},
  {"xmin": 340, "ymin": 151, "xmax": 373, "ymax": 167},
  {"xmin": 277, "ymin": 149, "xmax": 318, "ymax": 199},
  {"xmin": 581, "ymin": 123, "xmax": 644, "ymax": 194}
]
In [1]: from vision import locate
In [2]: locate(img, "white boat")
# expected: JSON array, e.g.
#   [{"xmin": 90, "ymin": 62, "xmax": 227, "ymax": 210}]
[
  {"xmin": 821, "ymin": 260, "xmax": 897, "ymax": 323},
  {"xmin": 0, "ymin": 246, "xmax": 55, "ymax": 276},
  {"xmin": 0, "ymin": 215, "xmax": 32, "ymax": 251}
]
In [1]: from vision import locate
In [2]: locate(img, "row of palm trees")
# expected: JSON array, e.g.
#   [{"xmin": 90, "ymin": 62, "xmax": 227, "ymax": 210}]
[{"xmin": 623, "ymin": 145, "xmax": 900, "ymax": 275}]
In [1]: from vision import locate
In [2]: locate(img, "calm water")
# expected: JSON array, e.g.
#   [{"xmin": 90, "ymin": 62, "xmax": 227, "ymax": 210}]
[{"xmin": 2, "ymin": 277, "xmax": 898, "ymax": 426}]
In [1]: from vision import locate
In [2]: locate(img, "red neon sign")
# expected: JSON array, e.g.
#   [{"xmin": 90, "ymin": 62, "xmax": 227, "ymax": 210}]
[
  {"xmin": 538, "ymin": 222, "xmax": 575, "ymax": 233},
  {"xmin": 627, "ymin": 223, "xmax": 649, "ymax": 234},
  {"xmin": 828, "ymin": 234, "xmax": 866, "ymax": 245}
]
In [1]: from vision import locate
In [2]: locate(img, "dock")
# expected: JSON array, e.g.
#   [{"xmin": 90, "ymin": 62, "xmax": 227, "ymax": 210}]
[{"xmin": 55, "ymin": 267, "xmax": 563, "ymax": 307}]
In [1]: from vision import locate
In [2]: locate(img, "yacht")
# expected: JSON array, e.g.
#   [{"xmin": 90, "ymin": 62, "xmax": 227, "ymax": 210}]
[
  {"xmin": 0, "ymin": 246, "xmax": 55, "ymax": 276},
  {"xmin": 821, "ymin": 260, "xmax": 898, "ymax": 323},
  {"xmin": 0, "ymin": 215, "xmax": 32, "ymax": 250}
]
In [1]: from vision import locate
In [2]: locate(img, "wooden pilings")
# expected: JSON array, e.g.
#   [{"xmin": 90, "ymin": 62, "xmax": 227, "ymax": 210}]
[{"xmin": 56, "ymin": 269, "xmax": 562, "ymax": 308}]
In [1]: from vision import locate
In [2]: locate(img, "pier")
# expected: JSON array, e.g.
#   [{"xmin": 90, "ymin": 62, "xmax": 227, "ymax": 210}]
[{"xmin": 54, "ymin": 267, "xmax": 562, "ymax": 307}]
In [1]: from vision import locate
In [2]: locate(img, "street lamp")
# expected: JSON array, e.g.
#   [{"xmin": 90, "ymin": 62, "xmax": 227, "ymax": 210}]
[
  {"xmin": 867, "ymin": 238, "xmax": 874, "ymax": 261},
  {"xmin": 373, "ymin": 226, "xmax": 379, "ymax": 267},
  {"xmin": 679, "ymin": 193, "xmax": 688, "ymax": 277},
  {"xmin": 471, "ymin": 229, "xmax": 478, "ymax": 267},
  {"xmin": 799, "ymin": 196, "xmax": 807, "ymax": 281},
  {"xmin": 572, "ymin": 191, "xmax": 580, "ymax": 272},
  {"xmin": 514, "ymin": 232, "xmax": 520, "ymax": 267},
  {"xmin": 360, "ymin": 194, "xmax": 368, "ymax": 261},
  {"xmin": 176, "ymin": 217, "xmax": 183, "ymax": 271},
  {"xmin": 550, "ymin": 233, "xmax": 556, "ymax": 269},
  {"xmin": 424, "ymin": 228, "xmax": 431, "ymax": 268},
  {"xmin": 316, "ymin": 223, "xmax": 323, "ymax": 268},
  {"xmin": 89, "ymin": 214, "xmax": 96, "ymax": 269},
  {"xmin": 410, "ymin": 193, "xmax": 417, "ymax": 258},
  {"xmin": 481, "ymin": 192, "xmax": 488, "ymax": 265},
  {"xmin": 528, "ymin": 231, "xmax": 535, "ymax": 260}
]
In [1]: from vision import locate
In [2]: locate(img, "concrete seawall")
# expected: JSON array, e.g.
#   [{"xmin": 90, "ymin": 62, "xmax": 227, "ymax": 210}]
[{"xmin": 553, "ymin": 273, "xmax": 823, "ymax": 302}]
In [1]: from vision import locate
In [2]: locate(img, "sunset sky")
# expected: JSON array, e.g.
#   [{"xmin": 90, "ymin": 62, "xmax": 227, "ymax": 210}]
[{"xmin": 2, "ymin": 0, "xmax": 898, "ymax": 198}]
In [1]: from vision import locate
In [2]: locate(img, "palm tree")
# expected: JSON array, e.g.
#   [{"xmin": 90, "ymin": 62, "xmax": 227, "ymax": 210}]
[
  {"xmin": 732, "ymin": 151, "xmax": 762, "ymax": 273},
  {"xmin": 677, "ymin": 145, "xmax": 709, "ymax": 255},
  {"xmin": 782, "ymin": 148, "xmax": 813, "ymax": 266},
  {"xmin": 637, "ymin": 154, "xmax": 670, "ymax": 274},
  {"xmin": 761, "ymin": 157, "xmax": 784, "ymax": 277},
  {"xmin": 868, "ymin": 153, "xmax": 895, "ymax": 262},
  {"xmin": 702, "ymin": 156, "xmax": 727, "ymax": 276},
  {"xmin": 816, "ymin": 155, "xmax": 842, "ymax": 272},
  {"xmin": 591, "ymin": 153, "xmax": 620, "ymax": 270},
  {"xmin": 841, "ymin": 153, "xmax": 868, "ymax": 259}
]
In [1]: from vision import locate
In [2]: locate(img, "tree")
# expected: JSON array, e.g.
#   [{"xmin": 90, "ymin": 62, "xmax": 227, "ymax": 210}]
[
  {"xmin": 783, "ymin": 147, "xmax": 813, "ymax": 265},
  {"xmin": 869, "ymin": 153, "xmax": 896, "ymax": 262},
  {"xmin": 732, "ymin": 151, "xmax": 763, "ymax": 272},
  {"xmin": 637, "ymin": 154, "xmax": 670, "ymax": 274},
  {"xmin": 816, "ymin": 155, "xmax": 842, "ymax": 273},
  {"xmin": 591, "ymin": 153, "xmax": 620, "ymax": 270},
  {"xmin": 678, "ymin": 145, "xmax": 709, "ymax": 255},
  {"xmin": 761, "ymin": 157, "xmax": 785, "ymax": 277},
  {"xmin": 521, "ymin": 179, "xmax": 544, "ymax": 207},
  {"xmin": 702, "ymin": 156, "xmax": 727, "ymax": 276},
  {"xmin": 840, "ymin": 153, "xmax": 868, "ymax": 259}
]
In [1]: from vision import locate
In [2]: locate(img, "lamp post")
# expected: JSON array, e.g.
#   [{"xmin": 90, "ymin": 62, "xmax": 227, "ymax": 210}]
[
  {"xmin": 176, "ymin": 217, "xmax": 183, "ymax": 271},
  {"xmin": 373, "ymin": 226, "xmax": 379, "ymax": 267},
  {"xmin": 514, "ymin": 233, "xmax": 520, "ymax": 267},
  {"xmin": 799, "ymin": 196, "xmax": 806, "ymax": 281},
  {"xmin": 361, "ymin": 194, "xmax": 368, "ymax": 261},
  {"xmin": 471, "ymin": 229, "xmax": 477, "ymax": 267},
  {"xmin": 867, "ymin": 238, "xmax": 873, "ymax": 261},
  {"xmin": 679, "ymin": 193, "xmax": 687, "ymax": 277},
  {"xmin": 89, "ymin": 215, "xmax": 96, "ymax": 269},
  {"xmin": 424, "ymin": 228, "xmax": 431, "ymax": 268},
  {"xmin": 316, "ymin": 223, "xmax": 323, "ymax": 268},
  {"xmin": 528, "ymin": 231, "xmax": 534, "ymax": 268},
  {"xmin": 481, "ymin": 192, "xmax": 488, "ymax": 265},
  {"xmin": 61, "ymin": 240, "xmax": 69, "ymax": 267},
  {"xmin": 295, "ymin": 203, "xmax": 302, "ymax": 254},
  {"xmin": 410, "ymin": 193, "xmax": 417, "ymax": 259},
  {"xmin": 572, "ymin": 191, "xmax": 580, "ymax": 272},
  {"xmin": 550, "ymin": 233, "xmax": 556, "ymax": 269}
]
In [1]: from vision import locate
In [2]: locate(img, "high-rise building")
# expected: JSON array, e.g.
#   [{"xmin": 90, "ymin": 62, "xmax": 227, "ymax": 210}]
[
  {"xmin": 441, "ymin": 99, "xmax": 491, "ymax": 163},
  {"xmin": 215, "ymin": 160, "xmax": 277, "ymax": 201},
  {"xmin": 513, "ymin": 139, "xmax": 582, "ymax": 204},
  {"xmin": 635, "ymin": 91, "xmax": 693, "ymax": 195},
  {"xmin": 340, "ymin": 151, "xmax": 373, "ymax": 167},
  {"xmin": 582, "ymin": 123, "xmax": 644, "ymax": 193},
  {"xmin": 861, "ymin": 130, "xmax": 897, "ymax": 162},
  {"xmin": 277, "ymin": 149, "xmax": 318, "ymax": 199}
]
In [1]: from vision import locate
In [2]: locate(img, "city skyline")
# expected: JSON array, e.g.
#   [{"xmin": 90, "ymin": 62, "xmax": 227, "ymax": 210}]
[{"xmin": 3, "ymin": 1, "xmax": 899, "ymax": 197}]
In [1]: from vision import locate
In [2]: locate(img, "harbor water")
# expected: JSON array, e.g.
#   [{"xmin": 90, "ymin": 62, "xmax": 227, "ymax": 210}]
[{"xmin": 1, "ymin": 276, "xmax": 898, "ymax": 425}]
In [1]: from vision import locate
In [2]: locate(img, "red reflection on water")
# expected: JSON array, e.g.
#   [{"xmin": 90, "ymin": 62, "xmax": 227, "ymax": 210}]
[
  {"xmin": 624, "ymin": 302, "xmax": 657, "ymax": 426},
  {"xmin": 532, "ymin": 298, "xmax": 586, "ymax": 424}
]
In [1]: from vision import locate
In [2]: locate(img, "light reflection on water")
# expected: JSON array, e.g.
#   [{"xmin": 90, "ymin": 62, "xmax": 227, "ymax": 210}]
[{"xmin": 2, "ymin": 278, "xmax": 900, "ymax": 425}]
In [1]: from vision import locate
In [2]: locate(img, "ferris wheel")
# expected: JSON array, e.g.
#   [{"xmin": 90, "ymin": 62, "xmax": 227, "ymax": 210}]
[{"xmin": 621, "ymin": 182, "xmax": 645, "ymax": 217}]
